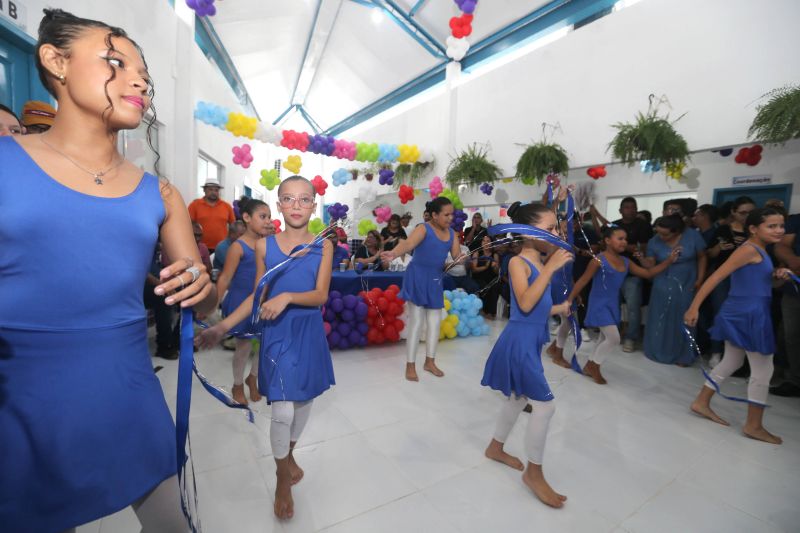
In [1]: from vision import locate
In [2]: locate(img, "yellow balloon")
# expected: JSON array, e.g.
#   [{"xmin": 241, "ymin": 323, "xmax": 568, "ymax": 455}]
[
  {"xmin": 445, "ymin": 326, "xmax": 457, "ymax": 339},
  {"xmin": 448, "ymin": 314, "xmax": 459, "ymax": 326},
  {"xmin": 444, "ymin": 299, "xmax": 452, "ymax": 311},
  {"xmin": 439, "ymin": 329, "xmax": 446, "ymax": 340}
]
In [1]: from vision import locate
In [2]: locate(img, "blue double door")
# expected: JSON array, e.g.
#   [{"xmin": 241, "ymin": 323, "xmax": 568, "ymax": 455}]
[{"xmin": 1, "ymin": 17, "xmax": 51, "ymax": 114}]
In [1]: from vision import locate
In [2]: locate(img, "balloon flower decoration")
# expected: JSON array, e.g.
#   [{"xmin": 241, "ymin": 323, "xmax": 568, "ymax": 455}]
[
  {"xmin": 259, "ymin": 169, "xmax": 280, "ymax": 190},
  {"xmin": 712, "ymin": 148, "xmax": 733, "ymax": 157},
  {"xmin": 449, "ymin": 13, "xmax": 474, "ymax": 39},
  {"xmin": 356, "ymin": 142, "xmax": 380, "ymax": 162},
  {"xmin": 194, "ymin": 101, "xmax": 229, "ymax": 129},
  {"xmin": 378, "ymin": 168, "xmax": 395, "ymax": 186},
  {"xmin": 374, "ymin": 206, "xmax": 392, "ymax": 224},
  {"xmin": 332, "ymin": 140, "xmax": 358, "ymax": 161},
  {"xmin": 283, "ymin": 155, "xmax": 302, "ymax": 174},
  {"xmin": 735, "ymin": 144, "xmax": 763, "ymax": 166},
  {"xmin": 439, "ymin": 188, "xmax": 464, "ymax": 209},
  {"xmin": 640, "ymin": 160, "xmax": 662, "ymax": 173},
  {"xmin": 358, "ymin": 219, "xmax": 377, "ymax": 236},
  {"xmin": 327, "ymin": 202, "xmax": 349, "ymax": 221},
  {"xmin": 232, "ymin": 144, "xmax": 253, "ymax": 168},
  {"xmin": 226, "ymin": 112, "xmax": 257, "ymax": 139},
  {"xmin": 479, "ymin": 183, "xmax": 493, "ymax": 195},
  {"xmin": 451, "ymin": 209, "xmax": 468, "ymax": 231},
  {"xmin": 379, "ymin": 144, "xmax": 401, "ymax": 163},
  {"xmin": 446, "ymin": 1, "xmax": 477, "ymax": 60},
  {"xmin": 309, "ymin": 218, "xmax": 326, "ymax": 236},
  {"xmin": 186, "ymin": 0, "xmax": 218, "ymax": 17},
  {"xmin": 324, "ymin": 291, "xmax": 369, "ymax": 350},
  {"xmin": 362, "ymin": 286, "xmax": 405, "ymax": 345},
  {"xmin": 446, "ymin": 36, "xmax": 470, "ymax": 61},
  {"xmin": 271, "ymin": 219, "xmax": 282, "ymax": 234},
  {"xmin": 308, "ymin": 134, "xmax": 335, "ymax": 156},
  {"xmin": 398, "ymin": 185, "xmax": 415, "ymax": 204},
  {"xmin": 311, "ymin": 175, "xmax": 328, "ymax": 196},
  {"xmin": 666, "ymin": 162, "xmax": 686, "ymax": 180},
  {"xmin": 586, "ymin": 165, "xmax": 607, "ymax": 180},
  {"xmin": 442, "ymin": 290, "xmax": 490, "ymax": 338},
  {"xmin": 428, "ymin": 176, "xmax": 444, "ymax": 198},
  {"xmin": 281, "ymin": 130, "xmax": 310, "ymax": 152},
  {"xmin": 332, "ymin": 168, "xmax": 350, "ymax": 186}
]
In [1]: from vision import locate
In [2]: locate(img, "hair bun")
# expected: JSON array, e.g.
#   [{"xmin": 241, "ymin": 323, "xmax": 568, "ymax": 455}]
[
  {"xmin": 507, "ymin": 201, "xmax": 522, "ymax": 220},
  {"xmin": 425, "ymin": 201, "xmax": 433, "ymax": 213}
]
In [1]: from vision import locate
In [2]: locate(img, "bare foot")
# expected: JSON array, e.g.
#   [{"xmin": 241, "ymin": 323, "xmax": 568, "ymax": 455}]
[
  {"xmin": 690, "ymin": 400, "xmax": 730, "ymax": 426},
  {"xmin": 245, "ymin": 374, "xmax": 262, "ymax": 402},
  {"xmin": 231, "ymin": 384, "xmax": 248, "ymax": 405},
  {"xmin": 288, "ymin": 453, "xmax": 305, "ymax": 485},
  {"xmin": 274, "ymin": 463, "xmax": 294, "ymax": 519},
  {"xmin": 424, "ymin": 357, "xmax": 444, "ymax": 377},
  {"xmin": 743, "ymin": 426, "xmax": 783, "ymax": 445},
  {"xmin": 405, "ymin": 363, "xmax": 419, "ymax": 382},
  {"xmin": 582, "ymin": 361, "xmax": 607, "ymax": 385},
  {"xmin": 522, "ymin": 466, "xmax": 566, "ymax": 508},
  {"xmin": 485, "ymin": 439, "xmax": 524, "ymax": 471}
]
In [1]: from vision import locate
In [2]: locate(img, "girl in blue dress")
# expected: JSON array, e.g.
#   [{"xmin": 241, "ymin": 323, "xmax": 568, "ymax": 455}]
[
  {"xmin": 567, "ymin": 226, "xmax": 679, "ymax": 383},
  {"xmin": 198, "ymin": 176, "xmax": 334, "ymax": 519},
  {"xmin": 643, "ymin": 215, "xmax": 708, "ymax": 365},
  {"xmin": 215, "ymin": 198, "xmax": 273, "ymax": 404},
  {"xmin": 381, "ymin": 198, "xmax": 463, "ymax": 381},
  {"xmin": 0, "ymin": 10, "xmax": 216, "ymax": 532},
  {"xmin": 685, "ymin": 208, "xmax": 791, "ymax": 445},
  {"xmin": 481, "ymin": 202, "xmax": 573, "ymax": 508}
]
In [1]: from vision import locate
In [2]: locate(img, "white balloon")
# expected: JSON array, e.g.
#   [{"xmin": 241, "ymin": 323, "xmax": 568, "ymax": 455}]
[
  {"xmin": 446, "ymin": 36, "xmax": 470, "ymax": 61},
  {"xmin": 255, "ymin": 121, "xmax": 282, "ymax": 145}
]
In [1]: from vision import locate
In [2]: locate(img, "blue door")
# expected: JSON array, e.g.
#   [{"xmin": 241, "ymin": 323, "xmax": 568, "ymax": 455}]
[
  {"xmin": 0, "ymin": 17, "xmax": 51, "ymax": 113},
  {"xmin": 713, "ymin": 184, "xmax": 794, "ymax": 211}
]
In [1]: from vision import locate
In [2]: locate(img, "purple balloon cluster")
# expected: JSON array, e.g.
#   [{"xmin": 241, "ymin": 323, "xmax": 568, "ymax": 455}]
[
  {"xmin": 451, "ymin": 209, "xmax": 468, "ymax": 231},
  {"xmin": 479, "ymin": 182, "xmax": 493, "ymax": 195},
  {"xmin": 379, "ymin": 168, "xmax": 395, "ymax": 186},
  {"xmin": 308, "ymin": 134, "xmax": 336, "ymax": 156},
  {"xmin": 186, "ymin": 0, "xmax": 217, "ymax": 17},
  {"xmin": 324, "ymin": 291, "xmax": 369, "ymax": 350},
  {"xmin": 454, "ymin": 0, "xmax": 477, "ymax": 14},
  {"xmin": 327, "ymin": 202, "xmax": 349, "ymax": 221}
]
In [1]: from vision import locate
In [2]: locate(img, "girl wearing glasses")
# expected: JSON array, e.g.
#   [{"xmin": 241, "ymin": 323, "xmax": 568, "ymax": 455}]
[{"xmin": 197, "ymin": 176, "xmax": 335, "ymax": 520}]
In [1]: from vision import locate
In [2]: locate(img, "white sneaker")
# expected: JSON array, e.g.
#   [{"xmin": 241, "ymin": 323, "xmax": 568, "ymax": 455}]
[
  {"xmin": 709, "ymin": 353, "xmax": 722, "ymax": 368},
  {"xmin": 622, "ymin": 339, "xmax": 635, "ymax": 353}
]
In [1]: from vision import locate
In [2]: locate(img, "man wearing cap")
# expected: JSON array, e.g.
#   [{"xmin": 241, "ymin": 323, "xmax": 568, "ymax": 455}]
[
  {"xmin": 188, "ymin": 179, "xmax": 235, "ymax": 253},
  {"xmin": 21, "ymin": 100, "xmax": 57, "ymax": 134}
]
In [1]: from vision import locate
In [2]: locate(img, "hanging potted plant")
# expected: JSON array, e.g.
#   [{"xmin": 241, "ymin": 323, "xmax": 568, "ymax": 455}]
[
  {"xmin": 608, "ymin": 95, "xmax": 690, "ymax": 170},
  {"xmin": 515, "ymin": 142, "xmax": 569, "ymax": 185},
  {"xmin": 445, "ymin": 143, "xmax": 503, "ymax": 189},
  {"xmin": 748, "ymin": 84, "xmax": 800, "ymax": 145},
  {"xmin": 393, "ymin": 159, "xmax": 434, "ymax": 188}
]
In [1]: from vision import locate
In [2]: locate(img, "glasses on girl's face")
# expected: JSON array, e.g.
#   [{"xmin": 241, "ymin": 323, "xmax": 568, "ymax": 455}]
[{"xmin": 279, "ymin": 195, "xmax": 314, "ymax": 208}]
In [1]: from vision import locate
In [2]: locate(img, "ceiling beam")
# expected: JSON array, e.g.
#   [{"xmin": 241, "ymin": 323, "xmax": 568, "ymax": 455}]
[
  {"xmin": 291, "ymin": 0, "xmax": 345, "ymax": 106},
  {"xmin": 409, "ymin": 0, "xmax": 429, "ymax": 17},
  {"xmin": 377, "ymin": 0, "xmax": 446, "ymax": 57}
]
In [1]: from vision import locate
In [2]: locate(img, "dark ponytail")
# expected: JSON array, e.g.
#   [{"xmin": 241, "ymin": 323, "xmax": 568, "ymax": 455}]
[
  {"xmin": 240, "ymin": 198, "xmax": 268, "ymax": 217},
  {"xmin": 507, "ymin": 201, "xmax": 551, "ymax": 225},
  {"xmin": 426, "ymin": 197, "xmax": 452, "ymax": 214}
]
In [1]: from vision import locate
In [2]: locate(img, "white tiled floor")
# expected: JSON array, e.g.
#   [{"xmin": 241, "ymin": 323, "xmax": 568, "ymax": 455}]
[{"xmin": 79, "ymin": 321, "xmax": 800, "ymax": 532}]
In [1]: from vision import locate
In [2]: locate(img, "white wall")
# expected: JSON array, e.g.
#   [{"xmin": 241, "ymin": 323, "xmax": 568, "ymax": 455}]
[{"xmin": 323, "ymin": 0, "xmax": 800, "ymax": 220}]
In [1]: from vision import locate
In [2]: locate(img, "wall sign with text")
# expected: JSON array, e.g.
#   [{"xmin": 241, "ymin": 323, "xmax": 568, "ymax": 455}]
[
  {"xmin": 732, "ymin": 175, "xmax": 771, "ymax": 186},
  {"xmin": 0, "ymin": 0, "xmax": 26, "ymax": 30}
]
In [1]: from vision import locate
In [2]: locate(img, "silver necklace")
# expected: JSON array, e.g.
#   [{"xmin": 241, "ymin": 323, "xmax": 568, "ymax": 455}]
[{"xmin": 40, "ymin": 135, "xmax": 124, "ymax": 185}]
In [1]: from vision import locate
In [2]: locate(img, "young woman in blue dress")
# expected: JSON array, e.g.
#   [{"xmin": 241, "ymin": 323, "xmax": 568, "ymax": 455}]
[
  {"xmin": 0, "ymin": 9, "xmax": 215, "ymax": 532},
  {"xmin": 198, "ymin": 176, "xmax": 335, "ymax": 519},
  {"xmin": 215, "ymin": 198, "xmax": 273, "ymax": 404},
  {"xmin": 381, "ymin": 197, "xmax": 463, "ymax": 381},
  {"xmin": 685, "ymin": 208, "xmax": 791, "ymax": 445},
  {"xmin": 567, "ymin": 226, "xmax": 679, "ymax": 383},
  {"xmin": 481, "ymin": 202, "xmax": 573, "ymax": 508}
]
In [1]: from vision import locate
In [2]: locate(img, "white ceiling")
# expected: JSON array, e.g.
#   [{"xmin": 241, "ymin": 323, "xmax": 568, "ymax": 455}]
[{"xmin": 209, "ymin": 0, "xmax": 554, "ymax": 131}]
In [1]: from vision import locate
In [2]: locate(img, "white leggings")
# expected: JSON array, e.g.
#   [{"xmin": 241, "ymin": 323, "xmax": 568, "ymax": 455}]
[
  {"xmin": 554, "ymin": 319, "xmax": 570, "ymax": 349},
  {"xmin": 270, "ymin": 400, "xmax": 314, "ymax": 460},
  {"xmin": 590, "ymin": 325, "xmax": 620, "ymax": 365},
  {"xmin": 232, "ymin": 338, "xmax": 259, "ymax": 386},
  {"xmin": 705, "ymin": 341, "xmax": 774, "ymax": 405},
  {"xmin": 406, "ymin": 302, "xmax": 442, "ymax": 363},
  {"xmin": 63, "ymin": 475, "xmax": 187, "ymax": 533},
  {"xmin": 492, "ymin": 395, "xmax": 556, "ymax": 465}
]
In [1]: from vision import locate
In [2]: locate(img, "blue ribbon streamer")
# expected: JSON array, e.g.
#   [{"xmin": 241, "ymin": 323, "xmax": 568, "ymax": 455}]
[
  {"xmin": 563, "ymin": 192, "xmax": 582, "ymax": 373},
  {"xmin": 177, "ymin": 308, "xmax": 200, "ymax": 532},
  {"xmin": 487, "ymin": 224, "xmax": 573, "ymax": 252},
  {"xmin": 681, "ymin": 325, "xmax": 768, "ymax": 408}
]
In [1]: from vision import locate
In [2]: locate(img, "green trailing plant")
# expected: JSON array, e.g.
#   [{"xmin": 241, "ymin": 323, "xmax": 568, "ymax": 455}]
[
  {"xmin": 608, "ymin": 110, "xmax": 690, "ymax": 167},
  {"xmin": 515, "ymin": 142, "xmax": 569, "ymax": 185},
  {"xmin": 748, "ymin": 84, "xmax": 800, "ymax": 145},
  {"xmin": 393, "ymin": 160, "xmax": 434, "ymax": 188},
  {"xmin": 445, "ymin": 143, "xmax": 503, "ymax": 189}
]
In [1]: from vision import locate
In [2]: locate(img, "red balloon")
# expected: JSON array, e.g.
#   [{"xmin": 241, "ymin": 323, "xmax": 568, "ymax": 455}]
[
  {"xmin": 388, "ymin": 303, "xmax": 401, "ymax": 316},
  {"xmin": 751, "ymin": 144, "xmax": 763, "ymax": 155},
  {"xmin": 394, "ymin": 319, "xmax": 405, "ymax": 332},
  {"xmin": 367, "ymin": 306, "xmax": 377, "ymax": 318},
  {"xmin": 374, "ymin": 331, "xmax": 385, "ymax": 344},
  {"xmin": 384, "ymin": 325, "xmax": 399, "ymax": 342},
  {"xmin": 387, "ymin": 284, "xmax": 401, "ymax": 292},
  {"xmin": 377, "ymin": 297, "xmax": 389, "ymax": 311},
  {"xmin": 396, "ymin": 297, "xmax": 405, "ymax": 305}
]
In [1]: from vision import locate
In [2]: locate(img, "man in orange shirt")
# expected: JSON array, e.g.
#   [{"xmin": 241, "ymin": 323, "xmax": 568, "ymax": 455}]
[{"xmin": 188, "ymin": 179, "xmax": 235, "ymax": 253}]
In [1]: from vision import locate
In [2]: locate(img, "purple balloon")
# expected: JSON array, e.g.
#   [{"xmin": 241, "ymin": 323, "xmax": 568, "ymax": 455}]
[
  {"xmin": 328, "ymin": 331, "xmax": 341, "ymax": 347},
  {"xmin": 357, "ymin": 322, "xmax": 370, "ymax": 335},
  {"xmin": 343, "ymin": 294, "xmax": 358, "ymax": 309},
  {"xmin": 358, "ymin": 337, "xmax": 368, "ymax": 347},
  {"xmin": 330, "ymin": 298, "xmax": 344, "ymax": 313},
  {"xmin": 355, "ymin": 302, "xmax": 368, "ymax": 318},
  {"xmin": 348, "ymin": 330, "xmax": 361, "ymax": 344},
  {"xmin": 329, "ymin": 290, "xmax": 342, "ymax": 300},
  {"xmin": 341, "ymin": 309, "xmax": 355, "ymax": 322},
  {"xmin": 338, "ymin": 337, "xmax": 351, "ymax": 350},
  {"xmin": 461, "ymin": 0, "xmax": 477, "ymax": 14},
  {"xmin": 338, "ymin": 322, "xmax": 352, "ymax": 336},
  {"xmin": 324, "ymin": 308, "xmax": 336, "ymax": 322}
]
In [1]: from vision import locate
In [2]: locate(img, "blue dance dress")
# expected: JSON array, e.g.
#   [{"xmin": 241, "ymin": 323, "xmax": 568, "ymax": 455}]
[
  {"xmin": 709, "ymin": 243, "xmax": 775, "ymax": 354},
  {"xmin": 481, "ymin": 257, "xmax": 554, "ymax": 401},
  {"xmin": 0, "ymin": 137, "xmax": 176, "ymax": 532},
  {"xmin": 399, "ymin": 223, "xmax": 453, "ymax": 309},
  {"xmin": 584, "ymin": 254, "xmax": 629, "ymax": 327},
  {"xmin": 258, "ymin": 236, "xmax": 335, "ymax": 402},
  {"xmin": 643, "ymin": 230, "xmax": 706, "ymax": 365},
  {"xmin": 221, "ymin": 239, "xmax": 257, "ymax": 337}
]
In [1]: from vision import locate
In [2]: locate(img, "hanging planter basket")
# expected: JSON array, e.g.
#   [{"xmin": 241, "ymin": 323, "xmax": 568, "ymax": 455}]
[
  {"xmin": 515, "ymin": 142, "xmax": 569, "ymax": 185},
  {"xmin": 748, "ymin": 84, "xmax": 800, "ymax": 145},
  {"xmin": 608, "ymin": 96, "xmax": 690, "ymax": 169},
  {"xmin": 445, "ymin": 143, "xmax": 503, "ymax": 190},
  {"xmin": 393, "ymin": 160, "xmax": 434, "ymax": 188}
]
